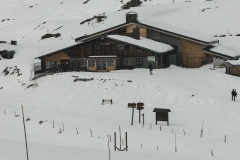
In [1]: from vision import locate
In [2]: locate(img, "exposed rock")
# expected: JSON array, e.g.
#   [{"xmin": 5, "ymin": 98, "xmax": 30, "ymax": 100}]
[
  {"xmin": 80, "ymin": 15, "xmax": 107, "ymax": 25},
  {"xmin": 41, "ymin": 33, "xmax": 61, "ymax": 39},
  {"xmin": 74, "ymin": 78, "xmax": 94, "ymax": 82},
  {"xmin": 122, "ymin": 0, "xmax": 142, "ymax": 10},
  {"xmin": 83, "ymin": 0, "xmax": 90, "ymax": 4}
]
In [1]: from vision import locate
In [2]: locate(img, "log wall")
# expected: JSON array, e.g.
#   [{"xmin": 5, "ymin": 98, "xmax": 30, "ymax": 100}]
[
  {"xmin": 230, "ymin": 66, "xmax": 240, "ymax": 76},
  {"xmin": 43, "ymin": 52, "xmax": 70, "ymax": 62},
  {"xmin": 126, "ymin": 24, "xmax": 147, "ymax": 38},
  {"xmin": 182, "ymin": 40, "xmax": 205, "ymax": 68}
]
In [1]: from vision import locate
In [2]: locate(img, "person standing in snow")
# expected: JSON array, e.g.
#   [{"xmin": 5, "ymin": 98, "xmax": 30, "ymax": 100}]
[
  {"xmin": 149, "ymin": 63, "xmax": 153, "ymax": 75},
  {"xmin": 231, "ymin": 89, "xmax": 237, "ymax": 101}
]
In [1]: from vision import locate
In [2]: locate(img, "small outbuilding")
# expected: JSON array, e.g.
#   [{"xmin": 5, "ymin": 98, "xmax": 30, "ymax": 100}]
[
  {"xmin": 153, "ymin": 108, "xmax": 171, "ymax": 126},
  {"xmin": 225, "ymin": 59, "xmax": 240, "ymax": 76}
]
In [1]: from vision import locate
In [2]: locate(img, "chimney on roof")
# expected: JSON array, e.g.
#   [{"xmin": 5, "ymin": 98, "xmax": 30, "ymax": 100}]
[{"xmin": 126, "ymin": 11, "xmax": 138, "ymax": 23}]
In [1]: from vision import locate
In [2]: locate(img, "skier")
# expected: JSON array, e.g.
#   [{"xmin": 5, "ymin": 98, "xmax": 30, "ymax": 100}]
[
  {"xmin": 149, "ymin": 63, "xmax": 153, "ymax": 75},
  {"xmin": 231, "ymin": 89, "xmax": 237, "ymax": 101}
]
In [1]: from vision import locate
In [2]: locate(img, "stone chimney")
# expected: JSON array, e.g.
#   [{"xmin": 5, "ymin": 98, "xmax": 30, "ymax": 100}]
[{"xmin": 126, "ymin": 11, "xmax": 138, "ymax": 23}]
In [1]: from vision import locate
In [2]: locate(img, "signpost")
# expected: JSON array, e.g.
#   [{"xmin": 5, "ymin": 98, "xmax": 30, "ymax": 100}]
[
  {"xmin": 137, "ymin": 102, "xmax": 144, "ymax": 124},
  {"xmin": 128, "ymin": 103, "xmax": 136, "ymax": 125}
]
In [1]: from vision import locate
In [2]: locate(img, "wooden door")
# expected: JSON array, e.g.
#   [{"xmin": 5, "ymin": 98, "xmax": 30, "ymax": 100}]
[
  {"xmin": 60, "ymin": 59, "xmax": 70, "ymax": 71},
  {"xmin": 103, "ymin": 60, "xmax": 106, "ymax": 70},
  {"xmin": 97, "ymin": 60, "xmax": 102, "ymax": 70},
  {"xmin": 187, "ymin": 57, "xmax": 202, "ymax": 68}
]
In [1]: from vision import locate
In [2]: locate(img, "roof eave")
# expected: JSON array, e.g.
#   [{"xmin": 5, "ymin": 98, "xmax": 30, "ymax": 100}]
[
  {"xmin": 203, "ymin": 49, "xmax": 234, "ymax": 59},
  {"xmin": 75, "ymin": 22, "xmax": 133, "ymax": 43}
]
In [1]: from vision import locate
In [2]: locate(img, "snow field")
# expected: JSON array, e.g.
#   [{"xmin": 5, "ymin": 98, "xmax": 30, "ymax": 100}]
[{"xmin": 1, "ymin": 67, "xmax": 240, "ymax": 159}]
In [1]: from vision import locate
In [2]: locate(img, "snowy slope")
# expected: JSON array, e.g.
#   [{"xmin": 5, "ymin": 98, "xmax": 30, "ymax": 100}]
[
  {"xmin": 1, "ymin": 0, "xmax": 240, "ymax": 159},
  {"xmin": 1, "ymin": 66, "xmax": 240, "ymax": 160}
]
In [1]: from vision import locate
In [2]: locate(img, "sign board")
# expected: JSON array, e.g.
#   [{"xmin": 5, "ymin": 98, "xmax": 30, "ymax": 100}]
[
  {"xmin": 137, "ymin": 106, "xmax": 144, "ymax": 110},
  {"xmin": 148, "ymin": 56, "xmax": 155, "ymax": 63},
  {"xmin": 128, "ymin": 103, "xmax": 136, "ymax": 108}
]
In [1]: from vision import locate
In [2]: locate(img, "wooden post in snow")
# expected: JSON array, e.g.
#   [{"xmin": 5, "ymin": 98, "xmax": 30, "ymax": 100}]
[{"xmin": 21, "ymin": 105, "xmax": 29, "ymax": 160}]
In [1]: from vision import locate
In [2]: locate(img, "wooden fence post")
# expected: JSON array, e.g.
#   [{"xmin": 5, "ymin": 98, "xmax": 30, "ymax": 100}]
[
  {"xmin": 90, "ymin": 129, "xmax": 93, "ymax": 137},
  {"xmin": 143, "ymin": 113, "xmax": 144, "ymax": 125},
  {"xmin": 139, "ymin": 110, "xmax": 141, "ymax": 123},
  {"xmin": 125, "ymin": 132, "xmax": 128, "ymax": 151},
  {"xmin": 131, "ymin": 107, "xmax": 134, "ymax": 125},
  {"xmin": 119, "ymin": 126, "xmax": 121, "ymax": 150},
  {"xmin": 21, "ymin": 105, "xmax": 29, "ymax": 160},
  {"xmin": 114, "ymin": 132, "xmax": 116, "ymax": 151}
]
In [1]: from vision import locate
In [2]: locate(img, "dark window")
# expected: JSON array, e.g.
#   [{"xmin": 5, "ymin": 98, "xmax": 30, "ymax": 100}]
[
  {"xmin": 81, "ymin": 59, "xmax": 86, "ymax": 65},
  {"xmin": 125, "ymin": 45, "xmax": 130, "ymax": 50},
  {"xmin": 136, "ymin": 58, "xmax": 143, "ymax": 66},
  {"xmin": 34, "ymin": 62, "xmax": 41, "ymax": 71},
  {"xmin": 111, "ymin": 44, "xmax": 118, "ymax": 51},
  {"xmin": 46, "ymin": 62, "xmax": 51, "ymax": 69},
  {"xmin": 107, "ymin": 60, "xmax": 114, "ymax": 66},
  {"xmin": 94, "ymin": 44, "xmax": 101, "ymax": 50},
  {"xmin": 88, "ymin": 60, "xmax": 95, "ymax": 66},
  {"xmin": 124, "ymin": 59, "xmax": 132, "ymax": 66},
  {"xmin": 163, "ymin": 56, "xmax": 167, "ymax": 63},
  {"xmin": 52, "ymin": 62, "xmax": 57, "ymax": 68}
]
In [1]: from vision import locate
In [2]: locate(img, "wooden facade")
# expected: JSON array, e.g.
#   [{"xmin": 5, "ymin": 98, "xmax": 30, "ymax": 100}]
[
  {"xmin": 182, "ymin": 40, "xmax": 206, "ymax": 68},
  {"xmin": 38, "ymin": 37, "xmax": 163, "ymax": 72},
  {"xmin": 36, "ymin": 12, "xmax": 220, "ymax": 73},
  {"xmin": 225, "ymin": 63, "xmax": 240, "ymax": 76}
]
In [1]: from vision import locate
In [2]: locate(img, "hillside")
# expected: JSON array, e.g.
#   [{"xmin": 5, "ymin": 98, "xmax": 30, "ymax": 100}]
[{"xmin": 0, "ymin": 0, "xmax": 240, "ymax": 159}]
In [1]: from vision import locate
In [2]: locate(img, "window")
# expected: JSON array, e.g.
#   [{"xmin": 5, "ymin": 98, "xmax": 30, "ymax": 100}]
[
  {"xmin": 125, "ymin": 45, "xmax": 130, "ymax": 50},
  {"xmin": 81, "ymin": 59, "xmax": 86, "ymax": 65},
  {"xmin": 88, "ymin": 60, "xmax": 95, "ymax": 67},
  {"xmin": 111, "ymin": 44, "xmax": 118, "ymax": 51},
  {"xmin": 136, "ymin": 58, "xmax": 143, "ymax": 66},
  {"xmin": 52, "ymin": 62, "xmax": 57, "ymax": 68},
  {"xmin": 34, "ymin": 62, "xmax": 41, "ymax": 71},
  {"xmin": 94, "ymin": 44, "xmax": 101, "ymax": 50},
  {"xmin": 107, "ymin": 60, "xmax": 114, "ymax": 66},
  {"xmin": 46, "ymin": 62, "xmax": 51, "ymax": 69},
  {"xmin": 124, "ymin": 59, "xmax": 132, "ymax": 66}
]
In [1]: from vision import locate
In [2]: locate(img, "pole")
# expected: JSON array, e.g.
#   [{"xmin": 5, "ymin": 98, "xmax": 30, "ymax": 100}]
[
  {"xmin": 21, "ymin": 105, "xmax": 29, "ymax": 160},
  {"xmin": 139, "ymin": 110, "xmax": 141, "ymax": 123},
  {"xmin": 119, "ymin": 126, "xmax": 121, "ymax": 150},
  {"xmin": 131, "ymin": 107, "xmax": 134, "ymax": 125},
  {"xmin": 143, "ymin": 113, "xmax": 144, "ymax": 125},
  {"xmin": 107, "ymin": 134, "xmax": 111, "ymax": 160},
  {"xmin": 114, "ymin": 132, "xmax": 116, "ymax": 151},
  {"xmin": 125, "ymin": 132, "xmax": 128, "ymax": 151}
]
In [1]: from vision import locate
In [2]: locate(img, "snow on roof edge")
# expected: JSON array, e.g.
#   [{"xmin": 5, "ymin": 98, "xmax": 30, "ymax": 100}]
[{"xmin": 107, "ymin": 35, "xmax": 174, "ymax": 54}]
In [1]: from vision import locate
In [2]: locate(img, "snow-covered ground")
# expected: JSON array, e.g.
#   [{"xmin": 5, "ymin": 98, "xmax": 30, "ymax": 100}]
[
  {"xmin": 1, "ymin": 0, "xmax": 240, "ymax": 159},
  {"xmin": 1, "ymin": 66, "xmax": 240, "ymax": 160}
]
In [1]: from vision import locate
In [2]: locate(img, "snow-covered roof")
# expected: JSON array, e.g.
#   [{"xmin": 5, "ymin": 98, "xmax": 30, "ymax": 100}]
[
  {"xmin": 226, "ymin": 59, "xmax": 240, "ymax": 66},
  {"xmin": 107, "ymin": 35, "xmax": 174, "ymax": 54},
  {"xmin": 139, "ymin": 20, "xmax": 218, "ymax": 44},
  {"xmin": 208, "ymin": 45, "xmax": 240, "ymax": 58}
]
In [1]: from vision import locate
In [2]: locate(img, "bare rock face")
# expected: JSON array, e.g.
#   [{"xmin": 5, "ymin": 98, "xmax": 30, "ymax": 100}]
[
  {"xmin": 122, "ymin": 0, "xmax": 142, "ymax": 10},
  {"xmin": 41, "ymin": 33, "xmax": 61, "ymax": 40}
]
